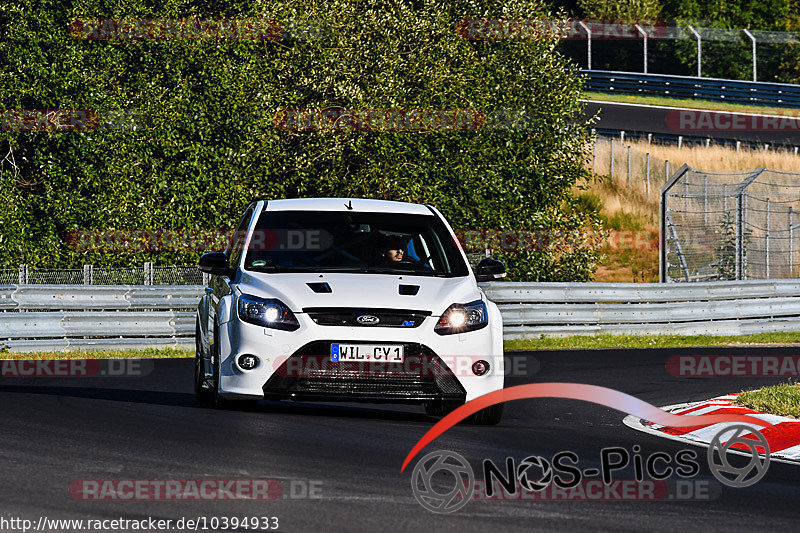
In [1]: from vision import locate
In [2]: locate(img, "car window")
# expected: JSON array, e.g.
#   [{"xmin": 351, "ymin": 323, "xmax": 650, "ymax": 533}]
[
  {"xmin": 227, "ymin": 206, "xmax": 254, "ymax": 270},
  {"xmin": 243, "ymin": 210, "xmax": 468, "ymax": 277}
]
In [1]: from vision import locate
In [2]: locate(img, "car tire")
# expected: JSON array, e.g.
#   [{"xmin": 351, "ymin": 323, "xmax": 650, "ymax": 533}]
[
  {"xmin": 465, "ymin": 403, "xmax": 504, "ymax": 425},
  {"xmin": 194, "ymin": 319, "xmax": 211, "ymax": 403}
]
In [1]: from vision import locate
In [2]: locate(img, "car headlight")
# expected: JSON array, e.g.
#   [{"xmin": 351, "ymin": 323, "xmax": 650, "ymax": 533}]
[
  {"xmin": 434, "ymin": 300, "xmax": 488, "ymax": 335},
  {"xmin": 237, "ymin": 294, "xmax": 300, "ymax": 331}
]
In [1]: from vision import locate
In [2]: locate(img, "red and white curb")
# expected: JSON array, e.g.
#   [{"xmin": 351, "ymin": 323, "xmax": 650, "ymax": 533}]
[{"xmin": 623, "ymin": 393, "xmax": 800, "ymax": 465}]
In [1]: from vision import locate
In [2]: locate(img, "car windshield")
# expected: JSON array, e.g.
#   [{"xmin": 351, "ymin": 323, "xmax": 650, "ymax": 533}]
[{"xmin": 243, "ymin": 210, "xmax": 469, "ymax": 277}]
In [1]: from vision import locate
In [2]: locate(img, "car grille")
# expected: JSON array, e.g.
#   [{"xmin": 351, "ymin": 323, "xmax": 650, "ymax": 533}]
[
  {"xmin": 263, "ymin": 341, "xmax": 466, "ymax": 402},
  {"xmin": 303, "ymin": 308, "xmax": 431, "ymax": 328}
]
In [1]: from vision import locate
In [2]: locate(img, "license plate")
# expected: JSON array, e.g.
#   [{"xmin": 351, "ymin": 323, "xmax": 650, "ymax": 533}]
[{"xmin": 331, "ymin": 343, "xmax": 404, "ymax": 362}]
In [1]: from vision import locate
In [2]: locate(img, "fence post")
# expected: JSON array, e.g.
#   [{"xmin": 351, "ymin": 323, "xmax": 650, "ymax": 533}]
[
  {"xmin": 743, "ymin": 193, "xmax": 749, "ymax": 277},
  {"xmin": 743, "ymin": 29, "xmax": 757, "ymax": 81},
  {"xmin": 790, "ymin": 208, "xmax": 794, "ymax": 275},
  {"xmin": 83, "ymin": 264, "xmax": 93, "ymax": 285},
  {"xmin": 18, "ymin": 264, "xmax": 28, "ymax": 284},
  {"xmin": 635, "ymin": 24, "xmax": 648, "ymax": 73},
  {"xmin": 765, "ymin": 198, "xmax": 770, "ymax": 278},
  {"xmin": 736, "ymin": 141, "xmax": 741, "ymax": 152},
  {"xmin": 592, "ymin": 132, "xmax": 597, "ymax": 174},
  {"xmin": 202, "ymin": 272, "xmax": 211, "ymax": 286},
  {"xmin": 703, "ymin": 174, "xmax": 708, "ymax": 224},
  {"xmin": 723, "ymin": 184, "xmax": 727, "ymax": 212},
  {"xmin": 736, "ymin": 193, "xmax": 743, "ymax": 280},
  {"xmin": 144, "ymin": 262, "xmax": 153, "ymax": 285},
  {"xmin": 645, "ymin": 153, "xmax": 651, "ymax": 199},
  {"xmin": 647, "ymin": 133, "xmax": 652, "ymax": 145},
  {"xmin": 685, "ymin": 178, "xmax": 689, "ymax": 214},
  {"xmin": 620, "ymin": 131, "xmax": 625, "ymax": 142},
  {"xmin": 578, "ymin": 21, "xmax": 591, "ymax": 69},
  {"xmin": 678, "ymin": 136, "xmax": 683, "ymax": 149},
  {"xmin": 688, "ymin": 26, "xmax": 702, "ymax": 77},
  {"xmin": 627, "ymin": 146, "xmax": 631, "ymax": 185},
  {"xmin": 610, "ymin": 138, "xmax": 614, "ymax": 182},
  {"xmin": 665, "ymin": 160, "xmax": 670, "ymax": 182}
]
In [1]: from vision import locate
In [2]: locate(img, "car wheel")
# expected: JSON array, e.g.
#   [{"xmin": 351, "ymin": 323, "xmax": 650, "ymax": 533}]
[
  {"xmin": 465, "ymin": 403, "xmax": 504, "ymax": 425},
  {"xmin": 194, "ymin": 320, "xmax": 211, "ymax": 403}
]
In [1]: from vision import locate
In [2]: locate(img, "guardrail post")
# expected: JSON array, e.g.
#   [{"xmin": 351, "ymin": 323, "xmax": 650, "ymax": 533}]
[
  {"xmin": 83, "ymin": 264, "xmax": 93, "ymax": 285},
  {"xmin": 743, "ymin": 29, "xmax": 757, "ymax": 82},
  {"xmin": 645, "ymin": 153, "xmax": 651, "ymax": 199},
  {"xmin": 144, "ymin": 262, "xmax": 153, "ymax": 285},
  {"xmin": 18, "ymin": 264, "xmax": 28, "ymax": 284}
]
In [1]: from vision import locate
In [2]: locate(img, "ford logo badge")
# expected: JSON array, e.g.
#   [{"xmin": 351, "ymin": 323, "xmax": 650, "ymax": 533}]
[{"xmin": 356, "ymin": 315, "xmax": 380, "ymax": 325}]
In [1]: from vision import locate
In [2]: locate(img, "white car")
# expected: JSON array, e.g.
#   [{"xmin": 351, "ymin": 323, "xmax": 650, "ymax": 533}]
[{"xmin": 195, "ymin": 198, "xmax": 507, "ymax": 424}]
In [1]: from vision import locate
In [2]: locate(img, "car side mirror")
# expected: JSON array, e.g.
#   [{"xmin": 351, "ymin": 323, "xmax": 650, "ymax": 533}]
[
  {"xmin": 475, "ymin": 258, "xmax": 507, "ymax": 282},
  {"xmin": 198, "ymin": 252, "xmax": 229, "ymax": 275}
]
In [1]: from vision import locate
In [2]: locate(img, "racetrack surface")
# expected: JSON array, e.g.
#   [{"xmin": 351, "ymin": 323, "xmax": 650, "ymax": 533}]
[
  {"xmin": 2, "ymin": 347, "xmax": 800, "ymax": 532},
  {"xmin": 583, "ymin": 100, "xmax": 800, "ymax": 145}
]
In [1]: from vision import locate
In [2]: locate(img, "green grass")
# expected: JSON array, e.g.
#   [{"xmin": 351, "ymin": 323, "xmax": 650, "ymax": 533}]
[
  {"xmin": 583, "ymin": 91, "xmax": 800, "ymax": 116},
  {"xmin": 735, "ymin": 382, "xmax": 800, "ymax": 418},
  {"xmin": 505, "ymin": 331, "xmax": 800, "ymax": 351},
  {"xmin": 0, "ymin": 347, "xmax": 193, "ymax": 359},
  {"xmin": 5, "ymin": 332, "xmax": 800, "ymax": 358}
]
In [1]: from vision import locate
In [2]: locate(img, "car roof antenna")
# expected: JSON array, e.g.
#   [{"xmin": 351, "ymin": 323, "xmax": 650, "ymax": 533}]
[{"xmin": 345, "ymin": 199, "xmax": 353, "ymax": 210}]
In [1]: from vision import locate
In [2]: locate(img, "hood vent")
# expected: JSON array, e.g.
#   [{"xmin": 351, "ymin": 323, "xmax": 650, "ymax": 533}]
[
  {"xmin": 307, "ymin": 282, "xmax": 332, "ymax": 294},
  {"xmin": 398, "ymin": 284, "xmax": 420, "ymax": 296}
]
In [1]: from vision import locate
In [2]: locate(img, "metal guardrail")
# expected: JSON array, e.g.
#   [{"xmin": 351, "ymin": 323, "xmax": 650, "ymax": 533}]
[
  {"xmin": 584, "ymin": 70, "xmax": 800, "ymax": 107},
  {"xmin": 0, "ymin": 285, "xmax": 203, "ymax": 352},
  {"xmin": 482, "ymin": 280, "xmax": 800, "ymax": 339},
  {"xmin": 3, "ymin": 281, "xmax": 800, "ymax": 351}
]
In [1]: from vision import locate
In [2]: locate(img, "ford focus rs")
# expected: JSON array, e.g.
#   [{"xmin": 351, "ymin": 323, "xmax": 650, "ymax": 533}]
[{"xmin": 195, "ymin": 198, "xmax": 506, "ymax": 424}]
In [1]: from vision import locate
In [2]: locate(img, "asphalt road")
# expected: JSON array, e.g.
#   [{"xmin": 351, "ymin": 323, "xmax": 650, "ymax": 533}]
[
  {"xmin": 583, "ymin": 100, "xmax": 800, "ymax": 145},
  {"xmin": 2, "ymin": 347, "xmax": 800, "ymax": 532}
]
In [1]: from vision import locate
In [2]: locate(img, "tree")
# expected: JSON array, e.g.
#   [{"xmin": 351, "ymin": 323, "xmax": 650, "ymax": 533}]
[{"xmin": 0, "ymin": 0, "xmax": 602, "ymax": 281}]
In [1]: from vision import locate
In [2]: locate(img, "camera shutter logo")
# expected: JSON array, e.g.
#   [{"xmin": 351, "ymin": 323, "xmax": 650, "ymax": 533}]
[
  {"xmin": 707, "ymin": 424, "xmax": 770, "ymax": 488},
  {"xmin": 411, "ymin": 450, "xmax": 474, "ymax": 513},
  {"xmin": 516, "ymin": 456, "xmax": 553, "ymax": 492}
]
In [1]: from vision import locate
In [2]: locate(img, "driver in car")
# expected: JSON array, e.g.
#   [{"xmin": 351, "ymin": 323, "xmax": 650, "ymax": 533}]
[{"xmin": 378, "ymin": 235, "xmax": 411, "ymax": 263}]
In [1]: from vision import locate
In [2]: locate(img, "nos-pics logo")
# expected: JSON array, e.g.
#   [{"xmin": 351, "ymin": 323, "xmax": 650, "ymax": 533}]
[{"xmin": 411, "ymin": 424, "xmax": 770, "ymax": 514}]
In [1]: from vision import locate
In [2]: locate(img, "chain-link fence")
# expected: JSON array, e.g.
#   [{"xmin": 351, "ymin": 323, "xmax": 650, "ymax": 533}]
[
  {"xmin": 0, "ymin": 263, "xmax": 205, "ymax": 285},
  {"xmin": 661, "ymin": 165, "xmax": 800, "ymax": 282}
]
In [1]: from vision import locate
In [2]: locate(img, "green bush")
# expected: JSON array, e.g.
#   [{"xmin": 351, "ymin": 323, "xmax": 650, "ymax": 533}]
[{"xmin": 0, "ymin": 0, "xmax": 601, "ymax": 281}]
